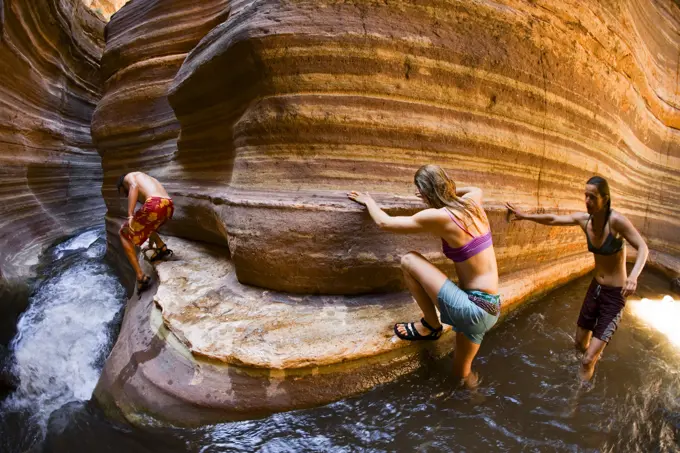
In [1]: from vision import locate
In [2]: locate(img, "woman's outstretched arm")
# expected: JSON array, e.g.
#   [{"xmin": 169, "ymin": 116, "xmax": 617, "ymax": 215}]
[
  {"xmin": 506, "ymin": 202, "xmax": 586, "ymax": 226},
  {"xmin": 348, "ymin": 191, "xmax": 439, "ymax": 233}
]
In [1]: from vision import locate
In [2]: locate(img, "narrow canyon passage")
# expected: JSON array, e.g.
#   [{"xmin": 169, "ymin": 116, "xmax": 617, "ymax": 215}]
[
  {"xmin": 0, "ymin": 229, "xmax": 678, "ymax": 452},
  {"xmin": 0, "ymin": 0, "xmax": 679, "ymax": 451}
]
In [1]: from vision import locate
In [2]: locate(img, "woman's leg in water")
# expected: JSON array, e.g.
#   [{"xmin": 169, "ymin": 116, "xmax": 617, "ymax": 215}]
[
  {"xmin": 574, "ymin": 326, "xmax": 592, "ymax": 352},
  {"xmin": 579, "ymin": 338, "xmax": 607, "ymax": 381},
  {"xmin": 397, "ymin": 251, "xmax": 448, "ymax": 337},
  {"xmin": 454, "ymin": 332, "xmax": 482, "ymax": 384}
]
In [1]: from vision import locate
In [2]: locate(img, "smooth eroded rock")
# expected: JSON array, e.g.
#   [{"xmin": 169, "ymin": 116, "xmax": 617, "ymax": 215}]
[
  {"xmin": 99, "ymin": 0, "xmax": 678, "ymax": 293},
  {"xmin": 94, "ymin": 235, "xmax": 592, "ymax": 425},
  {"xmin": 0, "ymin": 0, "xmax": 106, "ymax": 289}
]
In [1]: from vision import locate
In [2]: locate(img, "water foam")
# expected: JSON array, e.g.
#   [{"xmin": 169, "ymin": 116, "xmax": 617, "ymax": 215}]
[
  {"xmin": 52, "ymin": 229, "xmax": 101, "ymax": 259},
  {"xmin": 2, "ymin": 230, "xmax": 124, "ymax": 429}
]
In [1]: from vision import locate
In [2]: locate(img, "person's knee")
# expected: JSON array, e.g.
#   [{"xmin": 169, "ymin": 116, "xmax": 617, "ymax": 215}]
[
  {"xmin": 400, "ymin": 251, "xmax": 423, "ymax": 271},
  {"xmin": 581, "ymin": 353, "xmax": 596, "ymax": 369}
]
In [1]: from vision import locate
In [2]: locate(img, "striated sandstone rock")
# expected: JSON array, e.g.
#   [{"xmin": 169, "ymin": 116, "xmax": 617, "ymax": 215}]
[
  {"xmin": 94, "ymin": 0, "xmax": 680, "ymax": 425},
  {"xmin": 0, "ymin": 0, "xmax": 106, "ymax": 288},
  {"xmin": 166, "ymin": 0, "xmax": 680, "ymax": 293},
  {"xmin": 97, "ymin": 0, "xmax": 680, "ymax": 295},
  {"xmin": 91, "ymin": 0, "xmax": 232, "ymax": 261}
]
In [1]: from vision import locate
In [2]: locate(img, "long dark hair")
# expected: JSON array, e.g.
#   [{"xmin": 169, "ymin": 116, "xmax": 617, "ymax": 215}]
[
  {"xmin": 414, "ymin": 164, "xmax": 486, "ymax": 232},
  {"xmin": 586, "ymin": 175, "xmax": 611, "ymax": 234}
]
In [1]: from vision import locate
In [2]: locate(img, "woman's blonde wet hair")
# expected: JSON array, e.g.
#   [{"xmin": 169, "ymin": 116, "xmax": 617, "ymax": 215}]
[{"xmin": 414, "ymin": 164, "xmax": 486, "ymax": 232}]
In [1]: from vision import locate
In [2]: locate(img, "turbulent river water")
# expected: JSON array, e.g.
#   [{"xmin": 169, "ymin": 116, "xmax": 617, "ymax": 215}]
[{"xmin": 1, "ymin": 228, "xmax": 679, "ymax": 452}]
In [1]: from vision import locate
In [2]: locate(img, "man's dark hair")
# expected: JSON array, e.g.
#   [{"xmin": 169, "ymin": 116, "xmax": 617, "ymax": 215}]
[{"xmin": 117, "ymin": 173, "xmax": 129, "ymax": 195}]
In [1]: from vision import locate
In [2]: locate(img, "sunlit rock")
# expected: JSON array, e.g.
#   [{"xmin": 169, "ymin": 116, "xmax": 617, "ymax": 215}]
[
  {"xmin": 94, "ymin": 237, "xmax": 592, "ymax": 424},
  {"xmin": 81, "ymin": 0, "xmax": 129, "ymax": 21}
]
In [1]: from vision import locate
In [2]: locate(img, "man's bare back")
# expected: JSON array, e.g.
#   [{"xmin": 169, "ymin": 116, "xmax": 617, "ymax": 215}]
[{"xmin": 124, "ymin": 172, "xmax": 169, "ymax": 200}]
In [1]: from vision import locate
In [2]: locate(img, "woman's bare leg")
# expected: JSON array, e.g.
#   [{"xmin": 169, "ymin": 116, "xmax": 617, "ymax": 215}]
[
  {"xmin": 579, "ymin": 337, "xmax": 607, "ymax": 381},
  {"xmin": 574, "ymin": 326, "xmax": 592, "ymax": 353},
  {"xmin": 397, "ymin": 251, "xmax": 448, "ymax": 336},
  {"xmin": 453, "ymin": 332, "xmax": 481, "ymax": 382}
]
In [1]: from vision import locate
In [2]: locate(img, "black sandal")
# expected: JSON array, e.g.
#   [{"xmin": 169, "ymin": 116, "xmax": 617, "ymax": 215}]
[
  {"xmin": 143, "ymin": 244, "xmax": 174, "ymax": 262},
  {"xmin": 137, "ymin": 275, "xmax": 152, "ymax": 295},
  {"xmin": 394, "ymin": 318, "xmax": 443, "ymax": 341}
]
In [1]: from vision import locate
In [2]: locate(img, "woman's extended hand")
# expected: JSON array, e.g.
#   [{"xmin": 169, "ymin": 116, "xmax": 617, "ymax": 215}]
[
  {"xmin": 621, "ymin": 276, "xmax": 637, "ymax": 297},
  {"xmin": 347, "ymin": 191, "xmax": 374, "ymax": 206},
  {"xmin": 505, "ymin": 202, "xmax": 526, "ymax": 221}
]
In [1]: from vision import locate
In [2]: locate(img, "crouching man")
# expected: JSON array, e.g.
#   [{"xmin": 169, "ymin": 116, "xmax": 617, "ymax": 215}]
[{"xmin": 117, "ymin": 172, "xmax": 174, "ymax": 294}]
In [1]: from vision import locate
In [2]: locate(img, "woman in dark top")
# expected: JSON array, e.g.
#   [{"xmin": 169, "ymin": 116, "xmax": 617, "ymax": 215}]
[{"xmin": 507, "ymin": 176, "xmax": 648, "ymax": 381}]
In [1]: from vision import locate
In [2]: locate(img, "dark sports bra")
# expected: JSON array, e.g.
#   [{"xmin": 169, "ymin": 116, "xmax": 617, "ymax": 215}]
[{"xmin": 585, "ymin": 214, "xmax": 624, "ymax": 255}]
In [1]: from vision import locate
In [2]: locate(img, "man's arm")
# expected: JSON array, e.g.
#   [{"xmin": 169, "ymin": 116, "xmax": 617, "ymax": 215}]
[
  {"xmin": 613, "ymin": 214, "xmax": 648, "ymax": 296},
  {"xmin": 506, "ymin": 202, "xmax": 585, "ymax": 226},
  {"xmin": 127, "ymin": 181, "xmax": 140, "ymax": 218}
]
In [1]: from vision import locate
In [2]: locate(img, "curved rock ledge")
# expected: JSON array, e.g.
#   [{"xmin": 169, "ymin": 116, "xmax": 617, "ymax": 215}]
[
  {"xmin": 95, "ymin": 235, "xmax": 592, "ymax": 425},
  {"xmin": 155, "ymin": 189, "xmax": 591, "ymax": 295}
]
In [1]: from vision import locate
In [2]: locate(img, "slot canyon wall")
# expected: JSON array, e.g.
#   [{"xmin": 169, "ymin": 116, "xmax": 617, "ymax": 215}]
[
  {"xmin": 0, "ymin": 0, "xmax": 108, "ymax": 341},
  {"xmin": 96, "ymin": 0, "xmax": 680, "ymax": 294},
  {"xmin": 92, "ymin": 0, "xmax": 680, "ymax": 425}
]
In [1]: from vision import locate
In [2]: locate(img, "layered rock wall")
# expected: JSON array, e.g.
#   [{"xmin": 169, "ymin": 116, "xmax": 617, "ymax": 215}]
[
  {"xmin": 0, "ymin": 0, "xmax": 106, "ymax": 284},
  {"xmin": 166, "ymin": 0, "xmax": 679, "ymax": 293},
  {"xmin": 91, "ymin": 0, "xmax": 232, "ymax": 265},
  {"xmin": 94, "ymin": 0, "xmax": 680, "ymax": 425}
]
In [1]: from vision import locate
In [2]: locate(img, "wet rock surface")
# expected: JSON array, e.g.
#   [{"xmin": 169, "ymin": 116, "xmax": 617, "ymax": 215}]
[{"xmin": 94, "ymin": 236, "xmax": 593, "ymax": 424}]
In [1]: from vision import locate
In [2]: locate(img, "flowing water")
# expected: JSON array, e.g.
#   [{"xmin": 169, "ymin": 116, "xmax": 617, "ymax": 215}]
[
  {"xmin": 0, "ymin": 228, "xmax": 126, "ymax": 451},
  {"xmin": 1, "ymin": 229, "xmax": 679, "ymax": 452}
]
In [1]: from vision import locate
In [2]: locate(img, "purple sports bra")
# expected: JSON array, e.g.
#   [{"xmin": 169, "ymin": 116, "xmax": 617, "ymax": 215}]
[{"xmin": 441, "ymin": 208, "xmax": 493, "ymax": 262}]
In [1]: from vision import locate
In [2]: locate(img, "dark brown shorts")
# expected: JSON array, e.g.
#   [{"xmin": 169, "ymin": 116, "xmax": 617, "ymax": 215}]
[{"xmin": 577, "ymin": 279, "xmax": 626, "ymax": 342}]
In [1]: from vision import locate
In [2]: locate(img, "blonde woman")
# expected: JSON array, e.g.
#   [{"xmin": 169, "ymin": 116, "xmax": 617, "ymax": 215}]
[{"xmin": 348, "ymin": 165, "xmax": 499, "ymax": 381}]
